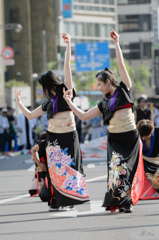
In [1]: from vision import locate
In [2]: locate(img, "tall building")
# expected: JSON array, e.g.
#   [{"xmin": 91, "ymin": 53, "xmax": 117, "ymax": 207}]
[
  {"xmin": 55, "ymin": 0, "xmax": 118, "ymax": 66},
  {"xmin": 118, "ymin": 0, "xmax": 157, "ymax": 98},
  {"xmin": 3, "ymin": 0, "xmax": 56, "ymax": 85}
]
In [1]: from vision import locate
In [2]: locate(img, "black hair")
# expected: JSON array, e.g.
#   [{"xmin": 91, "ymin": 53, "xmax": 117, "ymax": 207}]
[
  {"xmin": 39, "ymin": 131, "xmax": 46, "ymax": 140},
  {"xmin": 96, "ymin": 67, "xmax": 119, "ymax": 88},
  {"xmin": 138, "ymin": 97, "xmax": 147, "ymax": 104},
  {"xmin": 137, "ymin": 120, "xmax": 154, "ymax": 137},
  {"xmin": 38, "ymin": 71, "xmax": 63, "ymax": 98}
]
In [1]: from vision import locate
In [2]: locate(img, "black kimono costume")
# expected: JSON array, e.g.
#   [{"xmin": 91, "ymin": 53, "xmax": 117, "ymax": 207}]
[
  {"xmin": 42, "ymin": 84, "xmax": 89, "ymax": 208},
  {"xmin": 98, "ymin": 81, "xmax": 144, "ymax": 212}
]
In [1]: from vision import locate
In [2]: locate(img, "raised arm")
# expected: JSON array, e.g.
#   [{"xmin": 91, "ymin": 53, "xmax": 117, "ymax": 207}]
[
  {"xmin": 15, "ymin": 89, "xmax": 45, "ymax": 120},
  {"xmin": 63, "ymin": 88, "xmax": 101, "ymax": 121},
  {"xmin": 110, "ymin": 29, "xmax": 132, "ymax": 89},
  {"xmin": 63, "ymin": 33, "xmax": 72, "ymax": 90}
]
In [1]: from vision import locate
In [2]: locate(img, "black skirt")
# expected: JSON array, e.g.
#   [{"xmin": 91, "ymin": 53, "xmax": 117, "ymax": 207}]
[
  {"xmin": 46, "ymin": 130, "xmax": 90, "ymax": 208},
  {"xmin": 102, "ymin": 129, "xmax": 144, "ymax": 211}
]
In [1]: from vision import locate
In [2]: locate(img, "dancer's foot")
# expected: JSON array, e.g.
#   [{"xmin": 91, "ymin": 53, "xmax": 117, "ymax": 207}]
[
  {"xmin": 124, "ymin": 204, "xmax": 133, "ymax": 213},
  {"xmin": 119, "ymin": 207, "xmax": 125, "ymax": 213},
  {"xmin": 49, "ymin": 206, "xmax": 59, "ymax": 212}
]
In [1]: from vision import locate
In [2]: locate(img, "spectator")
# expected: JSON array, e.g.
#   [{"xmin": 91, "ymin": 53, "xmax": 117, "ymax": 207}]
[
  {"xmin": 91, "ymin": 115, "xmax": 102, "ymax": 140},
  {"xmin": 81, "ymin": 119, "xmax": 91, "ymax": 143},
  {"xmin": 154, "ymin": 104, "xmax": 159, "ymax": 127},
  {"xmin": 17, "ymin": 107, "xmax": 36, "ymax": 150},
  {"xmin": 7, "ymin": 107, "xmax": 16, "ymax": 151},
  {"xmin": 0, "ymin": 108, "xmax": 9, "ymax": 154},
  {"xmin": 134, "ymin": 96, "xmax": 154, "ymax": 124},
  {"xmin": 41, "ymin": 112, "xmax": 49, "ymax": 132}
]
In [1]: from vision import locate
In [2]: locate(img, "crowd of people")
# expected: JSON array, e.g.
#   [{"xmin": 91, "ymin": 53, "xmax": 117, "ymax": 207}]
[{"xmin": 1, "ymin": 30, "xmax": 159, "ymax": 214}]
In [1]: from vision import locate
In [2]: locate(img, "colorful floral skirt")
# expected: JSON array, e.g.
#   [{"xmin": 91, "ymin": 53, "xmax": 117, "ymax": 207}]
[
  {"xmin": 46, "ymin": 130, "xmax": 90, "ymax": 207},
  {"xmin": 102, "ymin": 129, "xmax": 144, "ymax": 212}
]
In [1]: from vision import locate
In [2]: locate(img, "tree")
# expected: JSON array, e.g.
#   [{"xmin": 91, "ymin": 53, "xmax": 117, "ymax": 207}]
[
  {"xmin": 73, "ymin": 71, "xmax": 98, "ymax": 91},
  {"xmin": 111, "ymin": 59, "xmax": 150, "ymax": 96}
]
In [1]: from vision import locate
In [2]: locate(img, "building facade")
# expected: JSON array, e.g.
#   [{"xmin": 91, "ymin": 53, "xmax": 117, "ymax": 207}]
[
  {"xmin": 118, "ymin": 0, "xmax": 158, "ymax": 98},
  {"xmin": 55, "ymin": 0, "xmax": 118, "ymax": 68}
]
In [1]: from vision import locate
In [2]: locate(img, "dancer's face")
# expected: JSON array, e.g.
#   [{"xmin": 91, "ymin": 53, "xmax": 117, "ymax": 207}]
[
  {"xmin": 142, "ymin": 134, "xmax": 152, "ymax": 141},
  {"xmin": 96, "ymin": 78, "xmax": 111, "ymax": 95}
]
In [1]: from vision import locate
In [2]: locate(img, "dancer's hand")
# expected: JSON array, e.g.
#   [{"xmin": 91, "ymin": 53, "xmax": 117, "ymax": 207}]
[
  {"xmin": 38, "ymin": 162, "xmax": 46, "ymax": 172},
  {"xmin": 15, "ymin": 88, "xmax": 21, "ymax": 103},
  {"xmin": 110, "ymin": 29, "xmax": 119, "ymax": 44},
  {"xmin": 63, "ymin": 87, "xmax": 72, "ymax": 103},
  {"xmin": 62, "ymin": 33, "xmax": 71, "ymax": 44}
]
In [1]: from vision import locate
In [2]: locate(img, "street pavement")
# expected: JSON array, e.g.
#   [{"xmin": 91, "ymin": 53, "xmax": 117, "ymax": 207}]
[{"xmin": 0, "ymin": 154, "xmax": 159, "ymax": 240}]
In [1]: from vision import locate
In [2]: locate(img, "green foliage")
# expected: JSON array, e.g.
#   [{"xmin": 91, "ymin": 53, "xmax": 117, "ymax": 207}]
[
  {"xmin": 111, "ymin": 59, "xmax": 150, "ymax": 94},
  {"xmin": 47, "ymin": 61, "xmax": 58, "ymax": 70},
  {"xmin": 5, "ymin": 79, "xmax": 29, "ymax": 87},
  {"xmin": 73, "ymin": 71, "xmax": 98, "ymax": 91}
]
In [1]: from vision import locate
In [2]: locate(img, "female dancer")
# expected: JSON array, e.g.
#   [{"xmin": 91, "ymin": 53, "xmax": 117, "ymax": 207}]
[
  {"xmin": 15, "ymin": 33, "xmax": 89, "ymax": 211},
  {"xmin": 137, "ymin": 120, "xmax": 159, "ymax": 199},
  {"xmin": 63, "ymin": 30, "xmax": 144, "ymax": 213}
]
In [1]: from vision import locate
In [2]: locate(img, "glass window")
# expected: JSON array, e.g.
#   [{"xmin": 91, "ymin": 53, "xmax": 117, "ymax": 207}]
[
  {"xmin": 143, "ymin": 42, "xmax": 151, "ymax": 58},
  {"xmin": 94, "ymin": 23, "xmax": 100, "ymax": 37},
  {"xmin": 86, "ymin": 23, "xmax": 94, "ymax": 36},
  {"xmin": 101, "ymin": 24, "xmax": 108, "ymax": 37},
  {"xmin": 78, "ymin": 22, "xmax": 85, "ymax": 36},
  {"xmin": 118, "ymin": 14, "xmax": 151, "ymax": 32},
  {"xmin": 108, "ymin": 24, "xmax": 115, "ymax": 33},
  {"xmin": 71, "ymin": 22, "xmax": 76, "ymax": 36},
  {"xmin": 118, "ymin": 0, "xmax": 151, "ymax": 4},
  {"xmin": 109, "ymin": 0, "xmax": 114, "ymax": 4},
  {"xmin": 64, "ymin": 22, "xmax": 70, "ymax": 33}
]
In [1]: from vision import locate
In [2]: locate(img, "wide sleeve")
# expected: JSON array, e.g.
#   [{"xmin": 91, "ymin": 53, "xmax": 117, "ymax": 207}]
[
  {"xmin": 97, "ymin": 101, "xmax": 103, "ymax": 114},
  {"xmin": 41, "ymin": 99, "xmax": 50, "ymax": 112}
]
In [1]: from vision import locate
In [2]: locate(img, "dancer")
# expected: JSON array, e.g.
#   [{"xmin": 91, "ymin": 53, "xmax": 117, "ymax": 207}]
[
  {"xmin": 63, "ymin": 29, "xmax": 144, "ymax": 213},
  {"xmin": 137, "ymin": 120, "xmax": 159, "ymax": 199},
  {"xmin": 29, "ymin": 132, "xmax": 48, "ymax": 202},
  {"xmin": 15, "ymin": 33, "xmax": 89, "ymax": 211}
]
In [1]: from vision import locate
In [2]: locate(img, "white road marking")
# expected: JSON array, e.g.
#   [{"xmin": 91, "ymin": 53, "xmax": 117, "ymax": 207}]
[
  {"xmin": 87, "ymin": 164, "xmax": 95, "ymax": 168},
  {"xmin": 83, "ymin": 157, "xmax": 106, "ymax": 161},
  {"xmin": 50, "ymin": 201, "xmax": 105, "ymax": 218},
  {"xmin": 24, "ymin": 159, "xmax": 32, "ymax": 164},
  {"xmin": 0, "ymin": 194, "xmax": 30, "ymax": 204},
  {"xmin": 86, "ymin": 175, "xmax": 107, "ymax": 183},
  {"xmin": 28, "ymin": 164, "xmax": 35, "ymax": 171}
]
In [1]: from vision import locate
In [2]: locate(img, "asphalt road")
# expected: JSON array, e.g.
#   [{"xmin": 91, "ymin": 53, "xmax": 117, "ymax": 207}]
[{"xmin": 0, "ymin": 154, "xmax": 159, "ymax": 240}]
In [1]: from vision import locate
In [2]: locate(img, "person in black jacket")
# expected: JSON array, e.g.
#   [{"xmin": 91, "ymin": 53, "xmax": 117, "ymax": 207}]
[{"xmin": 135, "ymin": 96, "xmax": 154, "ymax": 124}]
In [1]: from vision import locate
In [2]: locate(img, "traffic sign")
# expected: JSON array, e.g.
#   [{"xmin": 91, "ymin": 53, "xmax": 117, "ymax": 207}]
[
  {"xmin": 75, "ymin": 42, "xmax": 110, "ymax": 72},
  {"xmin": 3, "ymin": 59, "xmax": 15, "ymax": 66},
  {"xmin": 1, "ymin": 46, "xmax": 14, "ymax": 60}
]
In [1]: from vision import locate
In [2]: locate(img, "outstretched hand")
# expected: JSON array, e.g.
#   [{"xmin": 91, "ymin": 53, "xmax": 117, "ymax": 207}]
[
  {"xmin": 110, "ymin": 29, "xmax": 119, "ymax": 44},
  {"xmin": 63, "ymin": 87, "xmax": 72, "ymax": 103},
  {"xmin": 15, "ymin": 88, "xmax": 22, "ymax": 103},
  {"xmin": 62, "ymin": 33, "xmax": 71, "ymax": 44}
]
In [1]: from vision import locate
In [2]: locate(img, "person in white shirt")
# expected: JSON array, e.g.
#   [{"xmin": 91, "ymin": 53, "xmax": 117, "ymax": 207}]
[
  {"xmin": 40, "ymin": 112, "xmax": 49, "ymax": 132},
  {"xmin": 17, "ymin": 112, "xmax": 36, "ymax": 150},
  {"xmin": 0, "ymin": 108, "xmax": 9, "ymax": 153}
]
